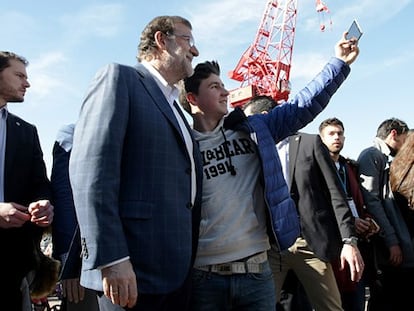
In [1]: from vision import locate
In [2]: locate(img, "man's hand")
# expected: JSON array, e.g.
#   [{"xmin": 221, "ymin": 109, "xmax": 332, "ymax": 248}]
[
  {"xmin": 28, "ymin": 199, "xmax": 54, "ymax": 227},
  {"xmin": 0, "ymin": 202, "xmax": 31, "ymax": 228},
  {"xmin": 340, "ymin": 244, "xmax": 365, "ymax": 282},
  {"xmin": 61, "ymin": 278, "xmax": 85, "ymax": 303},
  {"xmin": 102, "ymin": 260, "xmax": 138, "ymax": 308},
  {"xmin": 388, "ymin": 245, "xmax": 403, "ymax": 266},
  {"xmin": 355, "ymin": 217, "xmax": 371, "ymax": 237},
  {"xmin": 356, "ymin": 217, "xmax": 380, "ymax": 239},
  {"xmin": 335, "ymin": 32, "xmax": 360, "ymax": 65}
]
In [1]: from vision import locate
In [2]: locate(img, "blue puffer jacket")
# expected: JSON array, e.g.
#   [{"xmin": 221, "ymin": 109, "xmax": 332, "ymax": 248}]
[{"xmin": 224, "ymin": 57, "xmax": 350, "ymax": 250}]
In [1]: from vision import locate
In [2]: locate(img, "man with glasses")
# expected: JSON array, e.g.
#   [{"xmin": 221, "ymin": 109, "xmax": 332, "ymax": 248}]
[
  {"xmin": 69, "ymin": 15, "xmax": 202, "ymax": 311},
  {"xmin": 167, "ymin": 33, "xmax": 195, "ymax": 48}
]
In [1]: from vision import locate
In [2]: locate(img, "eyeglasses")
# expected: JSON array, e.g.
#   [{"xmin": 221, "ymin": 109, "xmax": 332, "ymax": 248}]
[{"xmin": 168, "ymin": 33, "xmax": 195, "ymax": 48}]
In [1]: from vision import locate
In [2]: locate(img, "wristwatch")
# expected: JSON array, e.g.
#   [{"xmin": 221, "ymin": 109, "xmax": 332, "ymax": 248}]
[{"xmin": 343, "ymin": 237, "xmax": 358, "ymax": 247}]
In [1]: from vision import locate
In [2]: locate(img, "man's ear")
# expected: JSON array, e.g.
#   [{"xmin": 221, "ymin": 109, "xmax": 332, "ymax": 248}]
[
  {"xmin": 390, "ymin": 128, "xmax": 398, "ymax": 140},
  {"xmin": 154, "ymin": 31, "xmax": 167, "ymax": 49},
  {"xmin": 186, "ymin": 92, "xmax": 196, "ymax": 105}
]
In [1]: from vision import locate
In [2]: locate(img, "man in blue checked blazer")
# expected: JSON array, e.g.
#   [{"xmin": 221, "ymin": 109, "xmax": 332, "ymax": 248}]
[{"xmin": 69, "ymin": 16, "xmax": 202, "ymax": 311}]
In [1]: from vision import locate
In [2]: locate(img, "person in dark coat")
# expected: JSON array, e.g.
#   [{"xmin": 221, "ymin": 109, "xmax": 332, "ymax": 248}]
[{"xmin": 0, "ymin": 51, "xmax": 54, "ymax": 311}]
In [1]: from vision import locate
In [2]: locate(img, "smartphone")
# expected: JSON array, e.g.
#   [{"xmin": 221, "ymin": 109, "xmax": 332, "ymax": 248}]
[{"xmin": 345, "ymin": 19, "xmax": 363, "ymax": 41}]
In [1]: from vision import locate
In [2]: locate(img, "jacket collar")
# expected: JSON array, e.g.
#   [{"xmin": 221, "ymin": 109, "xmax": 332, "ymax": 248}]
[{"xmin": 223, "ymin": 107, "xmax": 247, "ymax": 130}]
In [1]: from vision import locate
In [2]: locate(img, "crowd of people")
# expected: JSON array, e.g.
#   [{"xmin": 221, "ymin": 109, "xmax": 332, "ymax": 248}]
[{"xmin": 1, "ymin": 14, "xmax": 413, "ymax": 311}]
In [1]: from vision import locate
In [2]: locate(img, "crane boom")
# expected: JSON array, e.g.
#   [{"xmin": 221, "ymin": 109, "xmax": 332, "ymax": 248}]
[{"xmin": 228, "ymin": 0, "xmax": 298, "ymax": 107}]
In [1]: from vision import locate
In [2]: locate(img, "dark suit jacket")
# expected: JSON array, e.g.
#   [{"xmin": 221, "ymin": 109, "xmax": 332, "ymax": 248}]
[
  {"xmin": 51, "ymin": 139, "xmax": 81, "ymax": 280},
  {"xmin": 69, "ymin": 63, "xmax": 203, "ymax": 294},
  {"xmin": 288, "ymin": 133, "xmax": 355, "ymax": 262},
  {"xmin": 0, "ymin": 112, "xmax": 51, "ymax": 287}
]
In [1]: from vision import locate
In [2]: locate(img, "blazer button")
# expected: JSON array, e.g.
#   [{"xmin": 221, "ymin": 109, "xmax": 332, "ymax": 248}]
[{"xmin": 186, "ymin": 202, "xmax": 193, "ymax": 210}]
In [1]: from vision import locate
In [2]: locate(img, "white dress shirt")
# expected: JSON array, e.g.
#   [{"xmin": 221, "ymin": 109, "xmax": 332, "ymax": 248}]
[
  {"xmin": 0, "ymin": 106, "xmax": 8, "ymax": 202},
  {"xmin": 141, "ymin": 61, "xmax": 196, "ymax": 205}
]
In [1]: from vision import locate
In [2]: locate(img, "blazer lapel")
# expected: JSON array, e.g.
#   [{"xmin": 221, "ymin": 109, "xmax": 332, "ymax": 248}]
[{"xmin": 134, "ymin": 64, "xmax": 183, "ymax": 133}]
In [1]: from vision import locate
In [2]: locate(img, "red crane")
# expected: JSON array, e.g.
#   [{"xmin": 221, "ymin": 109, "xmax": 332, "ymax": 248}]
[{"xmin": 228, "ymin": 0, "xmax": 330, "ymax": 108}]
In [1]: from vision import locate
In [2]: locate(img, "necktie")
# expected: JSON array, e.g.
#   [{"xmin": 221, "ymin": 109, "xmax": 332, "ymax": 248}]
[
  {"xmin": 338, "ymin": 164, "xmax": 348, "ymax": 196},
  {"xmin": 338, "ymin": 165, "xmax": 346, "ymax": 184},
  {"xmin": 172, "ymin": 101, "xmax": 196, "ymax": 206},
  {"xmin": 173, "ymin": 101, "xmax": 192, "ymax": 133}
]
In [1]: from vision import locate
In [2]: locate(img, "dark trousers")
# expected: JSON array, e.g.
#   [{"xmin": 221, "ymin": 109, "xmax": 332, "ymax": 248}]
[
  {"xmin": 367, "ymin": 265, "xmax": 414, "ymax": 311},
  {"xmin": 0, "ymin": 278, "xmax": 24, "ymax": 311},
  {"xmin": 62, "ymin": 287, "xmax": 100, "ymax": 311},
  {"xmin": 277, "ymin": 270, "xmax": 312, "ymax": 311}
]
